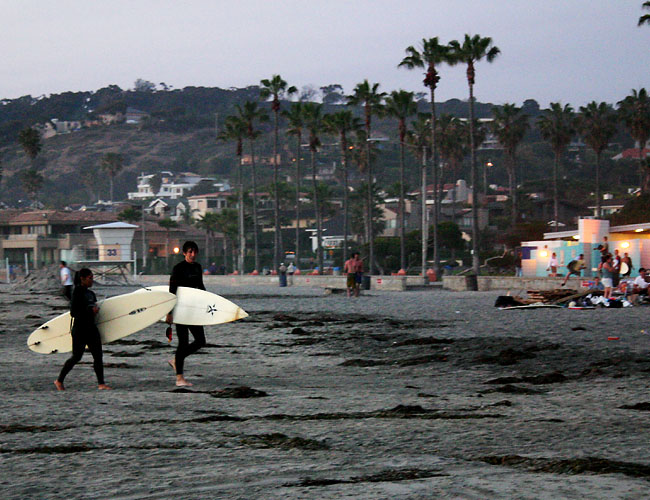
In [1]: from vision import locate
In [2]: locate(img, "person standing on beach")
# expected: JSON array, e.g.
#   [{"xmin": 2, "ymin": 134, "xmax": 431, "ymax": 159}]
[
  {"xmin": 166, "ymin": 241, "xmax": 206, "ymax": 387},
  {"xmin": 54, "ymin": 268, "xmax": 111, "ymax": 391},
  {"xmin": 600, "ymin": 254, "xmax": 615, "ymax": 299},
  {"xmin": 344, "ymin": 253, "xmax": 359, "ymax": 297},
  {"xmin": 59, "ymin": 261, "xmax": 73, "ymax": 301},
  {"xmin": 621, "ymin": 252, "xmax": 633, "ymax": 278},
  {"xmin": 547, "ymin": 252, "xmax": 558, "ymax": 277},
  {"xmin": 514, "ymin": 251, "xmax": 523, "ymax": 277}
]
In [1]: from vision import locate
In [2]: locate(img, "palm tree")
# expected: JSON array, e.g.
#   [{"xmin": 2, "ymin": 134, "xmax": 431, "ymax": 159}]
[
  {"xmin": 347, "ymin": 80, "xmax": 385, "ymax": 275},
  {"xmin": 283, "ymin": 102, "xmax": 306, "ymax": 269},
  {"xmin": 260, "ymin": 75, "xmax": 297, "ymax": 270},
  {"xmin": 302, "ymin": 102, "xmax": 325, "ymax": 274},
  {"xmin": 577, "ymin": 102, "xmax": 618, "ymax": 217},
  {"xmin": 215, "ymin": 208, "xmax": 239, "ymax": 271},
  {"xmin": 491, "ymin": 104, "xmax": 530, "ymax": 224},
  {"xmin": 436, "ymin": 114, "xmax": 467, "ymax": 225},
  {"xmin": 237, "ymin": 101, "xmax": 268, "ymax": 272},
  {"xmin": 158, "ymin": 218, "xmax": 178, "ymax": 269},
  {"xmin": 218, "ymin": 115, "xmax": 247, "ymax": 273},
  {"xmin": 117, "ymin": 207, "xmax": 140, "ymax": 223},
  {"xmin": 399, "ymin": 37, "xmax": 452, "ymax": 278},
  {"xmin": 537, "ymin": 103, "xmax": 576, "ymax": 232},
  {"xmin": 196, "ymin": 212, "xmax": 220, "ymax": 261},
  {"xmin": 639, "ymin": 1, "xmax": 650, "ymax": 26},
  {"xmin": 385, "ymin": 90, "xmax": 417, "ymax": 271},
  {"xmin": 18, "ymin": 127, "xmax": 43, "ymax": 204},
  {"xmin": 617, "ymin": 88, "xmax": 650, "ymax": 193},
  {"xmin": 20, "ymin": 169, "xmax": 44, "ymax": 205},
  {"xmin": 448, "ymin": 34, "xmax": 500, "ymax": 275},
  {"xmin": 101, "ymin": 152, "xmax": 124, "ymax": 203},
  {"xmin": 406, "ymin": 113, "xmax": 431, "ymax": 272},
  {"xmin": 323, "ymin": 110, "xmax": 362, "ymax": 264}
]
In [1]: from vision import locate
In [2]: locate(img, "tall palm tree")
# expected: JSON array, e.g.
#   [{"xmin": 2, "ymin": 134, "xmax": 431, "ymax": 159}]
[
  {"xmin": 385, "ymin": 90, "xmax": 417, "ymax": 271},
  {"xmin": 260, "ymin": 75, "xmax": 297, "ymax": 270},
  {"xmin": 18, "ymin": 127, "xmax": 43, "ymax": 204},
  {"xmin": 578, "ymin": 102, "xmax": 618, "ymax": 217},
  {"xmin": 436, "ymin": 114, "xmax": 467, "ymax": 225},
  {"xmin": 302, "ymin": 102, "xmax": 325, "ymax": 274},
  {"xmin": 237, "ymin": 101, "xmax": 268, "ymax": 272},
  {"xmin": 406, "ymin": 113, "xmax": 431, "ymax": 272},
  {"xmin": 639, "ymin": 1, "xmax": 650, "ymax": 26},
  {"xmin": 215, "ymin": 208, "xmax": 239, "ymax": 271},
  {"xmin": 218, "ymin": 115, "xmax": 247, "ymax": 273},
  {"xmin": 196, "ymin": 212, "xmax": 220, "ymax": 261},
  {"xmin": 323, "ymin": 110, "xmax": 362, "ymax": 264},
  {"xmin": 20, "ymin": 169, "xmax": 44, "ymax": 205},
  {"xmin": 158, "ymin": 218, "xmax": 178, "ymax": 269},
  {"xmin": 537, "ymin": 102, "xmax": 576, "ymax": 232},
  {"xmin": 617, "ymin": 88, "xmax": 650, "ymax": 193},
  {"xmin": 100, "ymin": 152, "xmax": 124, "ymax": 203},
  {"xmin": 347, "ymin": 80, "xmax": 385, "ymax": 275},
  {"xmin": 399, "ymin": 37, "xmax": 452, "ymax": 278},
  {"xmin": 448, "ymin": 34, "xmax": 500, "ymax": 275},
  {"xmin": 283, "ymin": 102, "xmax": 306, "ymax": 269},
  {"xmin": 491, "ymin": 104, "xmax": 529, "ymax": 224}
]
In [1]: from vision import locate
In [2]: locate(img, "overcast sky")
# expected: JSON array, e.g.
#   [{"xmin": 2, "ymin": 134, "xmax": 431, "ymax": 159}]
[{"xmin": 2, "ymin": 1, "xmax": 649, "ymax": 107}]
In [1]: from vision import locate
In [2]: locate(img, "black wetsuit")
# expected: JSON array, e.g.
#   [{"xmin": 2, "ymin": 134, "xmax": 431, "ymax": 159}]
[
  {"xmin": 57, "ymin": 285, "xmax": 105, "ymax": 385},
  {"xmin": 169, "ymin": 260, "xmax": 206, "ymax": 375}
]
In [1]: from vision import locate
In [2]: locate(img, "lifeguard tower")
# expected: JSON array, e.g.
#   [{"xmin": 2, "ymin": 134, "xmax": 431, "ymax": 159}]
[{"xmin": 75, "ymin": 222, "xmax": 139, "ymax": 284}]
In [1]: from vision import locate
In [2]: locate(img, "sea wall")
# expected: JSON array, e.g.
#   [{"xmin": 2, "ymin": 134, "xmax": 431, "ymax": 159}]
[{"xmin": 442, "ymin": 275, "xmax": 590, "ymax": 292}]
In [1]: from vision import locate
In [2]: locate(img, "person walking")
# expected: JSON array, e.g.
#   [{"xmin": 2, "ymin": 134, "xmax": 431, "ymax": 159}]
[
  {"xmin": 54, "ymin": 268, "xmax": 111, "ymax": 391},
  {"xmin": 166, "ymin": 241, "xmax": 206, "ymax": 387},
  {"xmin": 562, "ymin": 254, "xmax": 586, "ymax": 286},
  {"xmin": 59, "ymin": 261, "xmax": 73, "ymax": 301}
]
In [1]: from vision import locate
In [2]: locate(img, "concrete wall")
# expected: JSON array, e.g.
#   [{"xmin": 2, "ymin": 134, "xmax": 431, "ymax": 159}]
[
  {"xmin": 443, "ymin": 275, "xmax": 592, "ymax": 292},
  {"xmin": 136, "ymin": 274, "xmax": 408, "ymax": 291}
]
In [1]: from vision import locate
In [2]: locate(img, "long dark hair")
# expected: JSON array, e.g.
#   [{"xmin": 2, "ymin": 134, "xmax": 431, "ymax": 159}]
[{"xmin": 74, "ymin": 268, "xmax": 92, "ymax": 286}]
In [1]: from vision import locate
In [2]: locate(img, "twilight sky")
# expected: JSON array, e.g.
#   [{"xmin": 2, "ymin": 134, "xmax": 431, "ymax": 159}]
[{"xmin": 2, "ymin": 0, "xmax": 649, "ymax": 107}]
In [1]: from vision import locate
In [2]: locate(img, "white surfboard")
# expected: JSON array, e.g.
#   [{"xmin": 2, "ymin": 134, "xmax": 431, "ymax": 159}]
[
  {"xmin": 28, "ymin": 290, "xmax": 177, "ymax": 354},
  {"xmin": 620, "ymin": 262, "xmax": 629, "ymax": 275},
  {"xmin": 137, "ymin": 286, "xmax": 248, "ymax": 325}
]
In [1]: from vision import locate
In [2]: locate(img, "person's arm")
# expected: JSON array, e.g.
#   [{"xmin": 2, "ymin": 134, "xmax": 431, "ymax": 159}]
[{"xmin": 197, "ymin": 263, "xmax": 206, "ymax": 291}]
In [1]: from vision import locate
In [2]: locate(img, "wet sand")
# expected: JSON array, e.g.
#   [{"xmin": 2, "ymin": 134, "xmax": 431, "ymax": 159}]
[{"xmin": 1, "ymin": 282, "xmax": 650, "ymax": 499}]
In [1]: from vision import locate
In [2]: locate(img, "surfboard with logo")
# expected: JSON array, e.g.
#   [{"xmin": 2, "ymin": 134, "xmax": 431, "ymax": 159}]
[
  {"xmin": 28, "ymin": 290, "xmax": 177, "ymax": 354},
  {"xmin": 137, "ymin": 286, "xmax": 248, "ymax": 326}
]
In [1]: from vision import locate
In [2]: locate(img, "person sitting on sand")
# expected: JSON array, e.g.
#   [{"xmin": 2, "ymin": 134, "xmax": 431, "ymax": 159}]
[
  {"xmin": 628, "ymin": 268, "xmax": 649, "ymax": 305},
  {"xmin": 54, "ymin": 268, "xmax": 111, "ymax": 391},
  {"xmin": 166, "ymin": 241, "xmax": 206, "ymax": 387},
  {"xmin": 562, "ymin": 254, "xmax": 586, "ymax": 286}
]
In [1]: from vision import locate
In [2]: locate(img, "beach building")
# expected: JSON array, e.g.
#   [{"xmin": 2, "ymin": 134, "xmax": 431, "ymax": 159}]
[{"xmin": 521, "ymin": 218, "xmax": 650, "ymax": 278}]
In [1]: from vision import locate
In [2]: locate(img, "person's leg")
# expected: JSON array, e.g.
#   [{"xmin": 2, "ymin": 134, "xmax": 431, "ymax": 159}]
[
  {"xmin": 55, "ymin": 332, "xmax": 86, "ymax": 390},
  {"xmin": 175, "ymin": 324, "xmax": 190, "ymax": 375},
  {"xmin": 86, "ymin": 329, "xmax": 110, "ymax": 389}
]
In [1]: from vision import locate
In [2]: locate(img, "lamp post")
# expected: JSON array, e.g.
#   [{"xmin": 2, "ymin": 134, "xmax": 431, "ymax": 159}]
[{"xmin": 483, "ymin": 160, "xmax": 493, "ymax": 198}]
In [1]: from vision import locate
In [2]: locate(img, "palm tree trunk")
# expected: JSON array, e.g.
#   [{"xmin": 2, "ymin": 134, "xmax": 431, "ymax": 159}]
[
  {"xmin": 508, "ymin": 153, "xmax": 517, "ymax": 225},
  {"xmin": 430, "ymin": 87, "xmax": 440, "ymax": 278},
  {"xmin": 595, "ymin": 151, "xmax": 601, "ymax": 218},
  {"xmin": 468, "ymin": 82, "xmax": 480, "ymax": 274},
  {"xmin": 311, "ymin": 150, "xmax": 323, "ymax": 274},
  {"xmin": 250, "ymin": 141, "xmax": 260, "ymax": 271},
  {"xmin": 295, "ymin": 135, "xmax": 301, "ymax": 269},
  {"xmin": 238, "ymin": 158, "xmax": 245, "ymax": 273},
  {"xmin": 273, "ymin": 110, "xmax": 282, "ymax": 270},
  {"xmin": 399, "ymin": 137, "xmax": 406, "ymax": 270},
  {"xmin": 366, "ymin": 137, "xmax": 374, "ymax": 275},
  {"xmin": 421, "ymin": 146, "xmax": 427, "ymax": 277},
  {"xmin": 553, "ymin": 152, "xmax": 559, "ymax": 232},
  {"xmin": 342, "ymin": 136, "xmax": 349, "ymax": 264}
]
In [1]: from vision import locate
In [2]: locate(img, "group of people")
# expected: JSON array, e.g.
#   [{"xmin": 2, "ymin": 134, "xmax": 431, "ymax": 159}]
[
  {"xmin": 343, "ymin": 252, "xmax": 364, "ymax": 297},
  {"xmin": 54, "ymin": 241, "xmax": 207, "ymax": 391}
]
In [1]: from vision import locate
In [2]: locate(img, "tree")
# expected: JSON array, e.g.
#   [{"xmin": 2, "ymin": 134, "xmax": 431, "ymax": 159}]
[
  {"xmin": 237, "ymin": 101, "xmax": 268, "ymax": 272},
  {"xmin": 385, "ymin": 90, "xmax": 417, "ymax": 271},
  {"xmin": 349, "ymin": 181, "xmax": 386, "ymax": 248},
  {"xmin": 157, "ymin": 218, "xmax": 178, "ymax": 268},
  {"xmin": 20, "ymin": 169, "xmax": 44, "ymax": 204},
  {"xmin": 347, "ymin": 80, "xmax": 385, "ymax": 274},
  {"xmin": 303, "ymin": 102, "xmax": 325, "ymax": 274},
  {"xmin": 537, "ymin": 102, "xmax": 576, "ymax": 232},
  {"xmin": 399, "ymin": 37, "xmax": 453, "ymax": 278},
  {"xmin": 134, "ymin": 79, "xmax": 156, "ymax": 92},
  {"xmin": 148, "ymin": 173, "xmax": 162, "ymax": 198},
  {"xmin": 218, "ymin": 115, "xmax": 247, "ymax": 273},
  {"xmin": 101, "ymin": 152, "xmax": 124, "ymax": 203},
  {"xmin": 260, "ymin": 75, "xmax": 297, "ymax": 271},
  {"xmin": 320, "ymin": 84, "xmax": 345, "ymax": 105},
  {"xmin": 491, "ymin": 103, "xmax": 529, "ymax": 224},
  {"xmin": 283, "ymin": 102, "xmax": 306, "ymax": 269},
  {"xmin": 436, "ymin": 114, "xmax": 467, "ymax": 224},
  {"xmin": 448, "ymin": 34, "xmax": 500, "ymax": 274},
  {"xmin": 118, "ymin": 207, "xmax": 140, "ymax": 223},
  {"xmin": 617, "ymin": 88, "xmax": 650, "ymax": 193},
  {"xmin": 214, "ymin": 208, "xmax": 239, "ymax": 270},
  {"xmin": 323, "ymin": 110, "xmax": 362, "ymax": 263},
  {"xmin": 18, "ymin": 127, "xmax": 42, "ymax": 163},
  {"xmin": 577, "ymin": 101, "xmax": 618, "ymax": 217},
  {"xmin": 196, "ymin": 212, "xmax": 220, "ymax": 260},
  {"xmin": 639, "ymin": 1, "xmax": 650, "ymax": 26}
]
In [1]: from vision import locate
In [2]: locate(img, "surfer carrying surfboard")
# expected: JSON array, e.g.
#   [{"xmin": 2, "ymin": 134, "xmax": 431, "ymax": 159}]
[
  {"xmin": 54, "ymin": 268, "xmax": 111, "ymax": 391},
  {"xmin": 166, "ymin": 241, "xmax": 206, "ymax": 387}
]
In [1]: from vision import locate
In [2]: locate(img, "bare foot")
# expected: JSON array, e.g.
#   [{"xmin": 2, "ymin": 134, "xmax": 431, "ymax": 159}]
[
  {"xmin": 167, "ymin": 359, "xmax": 176, "ymax": 372},
  {"xmin": 54, "ymin": 380, "xmax": 65, "ymax": 391},
  {"xmin": 175, "ymin": 377, "xmax": 192, "ymax": 387},
  {"xmin": 97, "ymin": 384, "xmax": 112, "ymax": 390}
]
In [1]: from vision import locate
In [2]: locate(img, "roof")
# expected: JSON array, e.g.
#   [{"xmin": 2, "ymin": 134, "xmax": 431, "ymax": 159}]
[
  {"xmin": 0, "ymin": 210, "xmax": 117, "ymax": 225},
  {"xmin": 84, "ymin": 222, "xmax": 139, "ymax": 230}
]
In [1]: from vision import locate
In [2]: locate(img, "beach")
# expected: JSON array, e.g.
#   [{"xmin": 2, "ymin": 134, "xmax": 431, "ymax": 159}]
[{"xmin": 1, "ymin": 281, "xmax": 650, "ymax": 499}]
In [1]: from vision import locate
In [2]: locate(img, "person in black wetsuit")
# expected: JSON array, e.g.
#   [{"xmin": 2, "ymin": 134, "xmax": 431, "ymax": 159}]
[
  {"xmin": 54, "ymin": 268, "xmax": 111, "ymax": 391},
  {"xmin": 166, "ymin": 240, "xmax": 206, "ymax": 387}
]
